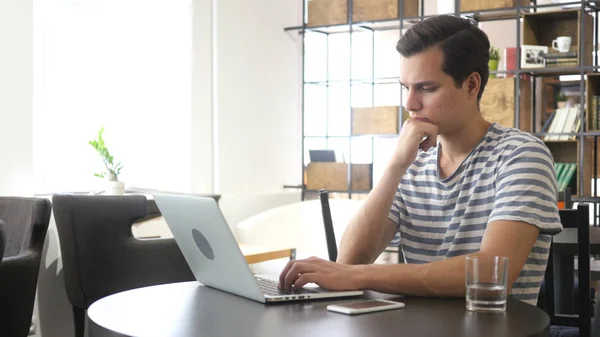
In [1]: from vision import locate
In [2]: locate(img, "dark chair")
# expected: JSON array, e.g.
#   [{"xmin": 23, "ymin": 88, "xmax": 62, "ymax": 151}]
[
  {"xmin": 0, "ymin": 197, "xmax": 52, "ymax": 337},
  {"xmin": 539, "ymin": 203, "xmax": 593, "ymax": 337},
  {"xmin": 0, "ymin": 220, "xmax": 5, "ymax": 261},
  {"xmin": 52, "ymin": 194, "xmax": 196, "ymax": 337}
]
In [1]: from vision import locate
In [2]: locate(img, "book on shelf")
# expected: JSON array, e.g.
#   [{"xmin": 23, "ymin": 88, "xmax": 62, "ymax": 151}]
[
  {"xmin": 554, "ymin": 162, "xmax": 577, "ymax": 192},
  {"xmin": 545, "ymin": 51, "xmax": 577, "ymax": 59},
  {"xmin": 542, "ymin": 107, "xmax": 580, "ymax": 141},
  {"xmin": 592, "ymin": 95, "xmax": 599, "ymax": 131}
]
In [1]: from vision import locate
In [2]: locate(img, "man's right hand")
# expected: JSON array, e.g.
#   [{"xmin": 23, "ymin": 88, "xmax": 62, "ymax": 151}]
[{"xmin": 392, "ymin": 118, "xmax": 438, "ymax": 170}]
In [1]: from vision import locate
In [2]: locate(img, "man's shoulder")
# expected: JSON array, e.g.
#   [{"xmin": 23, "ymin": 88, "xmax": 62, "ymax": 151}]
[{"xmin": 486, "ymin": 123, "xmax": 548, "ymax": 152}]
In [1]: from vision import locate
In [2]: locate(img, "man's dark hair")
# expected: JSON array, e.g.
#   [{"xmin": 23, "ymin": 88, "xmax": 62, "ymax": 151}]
[{"xmin": 396, "ymin": 15, "xmax": 490, "ymax": 101}]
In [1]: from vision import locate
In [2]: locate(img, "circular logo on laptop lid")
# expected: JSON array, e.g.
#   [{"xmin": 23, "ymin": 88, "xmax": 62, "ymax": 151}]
[{"xmin": 191, "ymin": 228, "xmax": 214, "ymax": 260}]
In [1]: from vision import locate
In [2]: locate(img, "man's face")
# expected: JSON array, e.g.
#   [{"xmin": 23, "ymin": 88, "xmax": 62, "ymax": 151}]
[{"xmin": 399, "ymin": 46, "xmax": 475, "ymax": 135}]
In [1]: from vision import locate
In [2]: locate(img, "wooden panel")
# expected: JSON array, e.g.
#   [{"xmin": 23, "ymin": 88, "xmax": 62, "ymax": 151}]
[
  {"xmin": 240, "ymin": 245, "xmax": 295, "ymax": 264},
  {"xmin": 402, "ymin": 0, "xmax": 419, "ymax": 18},
  {"xmin": 480, "ymin": 77, "xmax": 532, "ymax": 132},
  {"xmin": 307, "ymin": 0, "xmax": 347, "ymax": 27},
  {"xmin": 351, "ymin": 164, "xmax": 372, "ymax": 190},
  {"xmin": 306, "ymin": 163, "xmax": 372, "ymax": 191},
  {"xmin": 352, "ymin": 0, "xmax": 418, "ymax": 22},
  {"xmin": 352, "ymin": 106, "xmax": 399, "ymax": 135},
  {"xmin": 353, "ymin": 0, "xmax": 396, "ymax": 22},
  {"xmin": 460, "ymin": 0, "xmax": 527, "ymax": 12}
]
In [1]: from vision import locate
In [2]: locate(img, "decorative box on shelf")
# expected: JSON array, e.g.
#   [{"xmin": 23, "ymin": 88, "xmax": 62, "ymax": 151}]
[
  {"xmin": 351, "ymin": 106, "xmax": 399, "ymax": 135},
  {"xmin": 306, "ymin": 163, "xmax": 372, "ymax": 191},
  {"xmin": 460, "ymin": 0, "xmax": 528, "ymax": 12},
  {"xmin": 306, "ymin": 0, "xmax": 419, "ymax": 27},
  {"xmin": 480, "ymin": 77, "xmax": 532, "ymax": 132},
  {"xmin": 353, "ymin": 0, "xmax": 419, "ymax": 22}
]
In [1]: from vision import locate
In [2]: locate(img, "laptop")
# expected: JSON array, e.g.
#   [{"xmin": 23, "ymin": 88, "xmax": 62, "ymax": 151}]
[{"xmin": 153, "ymin": 193, "xmax": 364, "ymax": 304}]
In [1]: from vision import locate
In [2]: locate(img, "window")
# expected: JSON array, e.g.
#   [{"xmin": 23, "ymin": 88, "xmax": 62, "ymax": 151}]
[
  {"xmin": 303, "ymin": 29, "xmax": 402, "ymax": 187},
  {"xmin": 33, "ymin": 0, "xmax": 192, "ymax": 193}
]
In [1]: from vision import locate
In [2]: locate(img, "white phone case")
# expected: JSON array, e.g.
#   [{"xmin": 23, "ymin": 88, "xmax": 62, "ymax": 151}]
[{"xmin": 326, "ymin": 299, "xmax": 405, "ymax": 315}]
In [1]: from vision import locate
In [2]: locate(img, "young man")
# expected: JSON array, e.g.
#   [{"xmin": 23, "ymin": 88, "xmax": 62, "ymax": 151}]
[{"xmin": 279, "ymin": 15, "xmax": 562, "ymax": 305}]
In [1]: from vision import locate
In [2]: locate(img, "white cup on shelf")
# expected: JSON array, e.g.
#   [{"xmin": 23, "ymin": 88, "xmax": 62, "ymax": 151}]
[{"xmin": 552, "ymin": 36, "xmax": 572, "ymax": 53}]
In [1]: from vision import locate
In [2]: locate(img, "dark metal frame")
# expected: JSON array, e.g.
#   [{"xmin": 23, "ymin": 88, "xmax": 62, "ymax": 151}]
[{"xmin": 286, "ymin": 1, "xmax": 600, "ymax": 218}]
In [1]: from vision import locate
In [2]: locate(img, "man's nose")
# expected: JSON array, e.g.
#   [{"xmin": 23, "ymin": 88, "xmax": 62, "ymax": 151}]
[{"xmin": 403, "ymin": 90, "xmax": 422, "ymax": 112}]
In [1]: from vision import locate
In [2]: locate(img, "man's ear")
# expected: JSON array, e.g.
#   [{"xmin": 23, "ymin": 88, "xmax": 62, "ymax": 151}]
[{"xmin": 466, "ymin": 72, "xmax": 481, "ymax": 99}]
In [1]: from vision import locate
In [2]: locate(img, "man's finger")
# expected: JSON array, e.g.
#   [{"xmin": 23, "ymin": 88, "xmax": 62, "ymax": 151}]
[
  {"xmin": 284, "ymin": 261, "xmax": 316, "ymax": 290},
  {"xmin": 293, "ymin": 273, "xmax": 316, "ymax": 290},
  {"xmin": 279, "ymin": 260, "xmax": 296, "ymax": 288}
]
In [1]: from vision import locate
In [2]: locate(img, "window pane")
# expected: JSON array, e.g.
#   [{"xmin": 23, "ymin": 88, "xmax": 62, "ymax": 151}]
[
  {"xmin": 327, "ymin": 138, "xmax": 350, "ymax": 163},
  {"xmin": 304, "ymin": 31, "xmax": 328, "ymax": 83},
  {"xmin": 351, "ymin": 136, "xmax": 372, "ymax": 164},
  {"xmin": 328, "ymin": 33, "xmax": 350, "ymax": 81},
  {"xmin": 328, "ymin": 83, "xmax": 350, "ymax": 136},
  {"xmin": 352, "ymin": 83, "xmax": 373, "ymax": 108},
  {"xmin": 351, "ymin": 31, "xmax": 373, "ymax": 81},
  {"xmin": 374, "ymin": 30, "xmax": 401, "ymax": 79},
  {"xmin": 373, "ymin": 137, "xmax": 397, "ymax": 186},
  {"xmin": 304, "ymin": 137, "xmax": 327, "ymax": 166},
  {"xmin": 304, "ymin": 84, "xmax": 328, "ymax": 136},
  {"xmin": 374, "ymin": 83, "xmax": 401, "ymax": 106}
]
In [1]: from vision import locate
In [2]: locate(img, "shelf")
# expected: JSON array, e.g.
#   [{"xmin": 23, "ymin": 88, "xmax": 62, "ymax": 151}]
[
  {"xmin": 296, "ymin": 0, "xmax": 600, "ymax": 200},
  {"xmin": 460, "ymin": 8, "xmax": 526, "ymax": 22},
  {"xmin": 304, "ymin": 77, "xmax": 401, "ymax": 86},
  {"xmin": 519, "ymin": 67, "xmax": 594, "ymax": 76},
  {"xmin": 284, "ymin": 0, "xmax": 600, "ymax": 34},
  {"xmin": 304, "ymin": 189, "xmax": 371, "ymax": 194}
]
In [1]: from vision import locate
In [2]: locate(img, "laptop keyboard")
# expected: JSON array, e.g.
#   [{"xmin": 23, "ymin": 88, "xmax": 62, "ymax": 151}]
[{"xmin": 255, "ymin": 277, "xmax": 318, "ymax": 296}]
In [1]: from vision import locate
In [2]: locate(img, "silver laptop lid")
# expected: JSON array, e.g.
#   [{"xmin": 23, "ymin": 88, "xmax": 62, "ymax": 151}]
[{"xmin": 153, "ymin": 193, "xmax": 266, "ymax": 303}]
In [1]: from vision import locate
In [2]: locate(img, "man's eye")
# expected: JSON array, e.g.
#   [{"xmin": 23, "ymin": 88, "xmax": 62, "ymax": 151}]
[{"xmin": 422, "ymin": 87, "xmax": 437, "ymax": 92}]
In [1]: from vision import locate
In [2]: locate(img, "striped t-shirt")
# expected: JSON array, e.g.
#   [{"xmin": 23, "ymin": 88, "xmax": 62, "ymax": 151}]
[{"xmin": 388, "ymin": 123, "xmax": 562, "ymax": 305}]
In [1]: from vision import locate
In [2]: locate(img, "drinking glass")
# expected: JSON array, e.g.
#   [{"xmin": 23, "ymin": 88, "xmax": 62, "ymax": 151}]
[{"xmin": 465, "ymin": 255, "xmax": 509, "ymax": 313}]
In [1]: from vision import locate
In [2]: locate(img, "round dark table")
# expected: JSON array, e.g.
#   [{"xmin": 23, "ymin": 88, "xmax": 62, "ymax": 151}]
[{"xmin": 87, "ymin": 281, "xmax": 550, "ymax": 337}]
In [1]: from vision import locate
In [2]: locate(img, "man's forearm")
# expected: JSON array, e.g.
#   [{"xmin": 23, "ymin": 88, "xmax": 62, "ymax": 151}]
[
  {"xmin": 356, "ymin": 253, "xmax": 483, "ymax": 297},
  {"xmin": 337, "ymin": 160, "xmax": 408, "ymax": 265}
]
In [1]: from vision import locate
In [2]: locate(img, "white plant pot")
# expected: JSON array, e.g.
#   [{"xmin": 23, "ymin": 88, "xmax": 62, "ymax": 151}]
[{"xmin": 107, "ymin": 181, "xmax": 125, "ymax": 195}]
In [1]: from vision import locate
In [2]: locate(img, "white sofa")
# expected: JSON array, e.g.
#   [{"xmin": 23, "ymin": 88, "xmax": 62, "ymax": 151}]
[{"xmin": 234, "ymin": 198, "xmax": 365, "ymax": 274}]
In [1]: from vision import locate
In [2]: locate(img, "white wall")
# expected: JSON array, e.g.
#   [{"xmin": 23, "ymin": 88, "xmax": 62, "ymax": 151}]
[
  {"xmin": 215, "ymin": 0, "xmax": 303, "ymax": 194},
  {"xmin": 0, "ymin": 0, "xmax": 34, "ymax": 196},
  {"xmin": 191, "ymin": 0, "xmax": 215, "ymax": 193}
]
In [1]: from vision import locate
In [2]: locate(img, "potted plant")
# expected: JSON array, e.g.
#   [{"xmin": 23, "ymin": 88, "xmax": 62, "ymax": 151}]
[
  {"xmin": 89, "ymin": 127, "xmax": 125, "ymax": 195},
  {"xmin": 556, "ymin": 92, "xmax": 568, "ymax": 109},
  {"xmin": 489, "ymin": 46, "xmax": 500, "ymax": 78}
]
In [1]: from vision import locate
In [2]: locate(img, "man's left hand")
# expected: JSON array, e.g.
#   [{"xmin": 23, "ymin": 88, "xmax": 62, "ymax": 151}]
[{"xmin": 278, "ymin": 256, "xmax": 363, "ymax": 291}]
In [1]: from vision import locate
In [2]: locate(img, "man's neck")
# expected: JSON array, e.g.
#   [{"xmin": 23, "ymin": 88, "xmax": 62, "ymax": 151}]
[{"xmin": 438, "ymin": 113, "xmax": 491, "ymax": 165}]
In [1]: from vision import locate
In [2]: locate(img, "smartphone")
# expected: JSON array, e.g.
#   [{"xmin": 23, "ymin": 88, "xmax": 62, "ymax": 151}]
[{"xmin": 326, "ymin": 299, "xmax": 405, "ymax": 315}]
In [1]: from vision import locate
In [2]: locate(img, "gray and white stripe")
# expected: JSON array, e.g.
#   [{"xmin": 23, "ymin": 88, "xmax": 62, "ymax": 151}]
[{"xmin": 388, "ymin": 123, "xmax": 562, "ymax": 305}]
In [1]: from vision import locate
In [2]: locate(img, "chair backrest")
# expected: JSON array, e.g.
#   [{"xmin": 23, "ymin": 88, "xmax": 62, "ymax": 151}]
[
  {"xmin": 318, "ymin": 190, "xmax": 338, "ymax": 262},
  {"xmin": 0, "ymin": 220, "xmax": 4, "ymax": 261},
  {"xmin": 0, "ymin": 197, "xmax": 52, "ymax": 337},
  {"xmin": 52, "ymin": 194, "xmax": 146, "ymax": 308},
  {"xmin": 0, "ymin": 197, "xmax": 51, "ymax": 258},
  {"xmin": 52, "ymin": 194, "xmax": 195, "ymax": 309},
  {"xmin": 542, "ymin": 203, "xmax": 591, "ymax": 336}
]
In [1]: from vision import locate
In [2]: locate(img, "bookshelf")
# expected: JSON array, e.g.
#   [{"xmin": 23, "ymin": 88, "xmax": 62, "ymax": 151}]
[{"xmin": 285, "ymin": 0, "xmax": 600, "ymax": 205}]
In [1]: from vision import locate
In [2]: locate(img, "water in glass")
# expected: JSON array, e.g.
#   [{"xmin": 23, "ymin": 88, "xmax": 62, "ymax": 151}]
[{"xmin": 466, "ymin": 283, "xmax": 507, "ymax": 312}]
